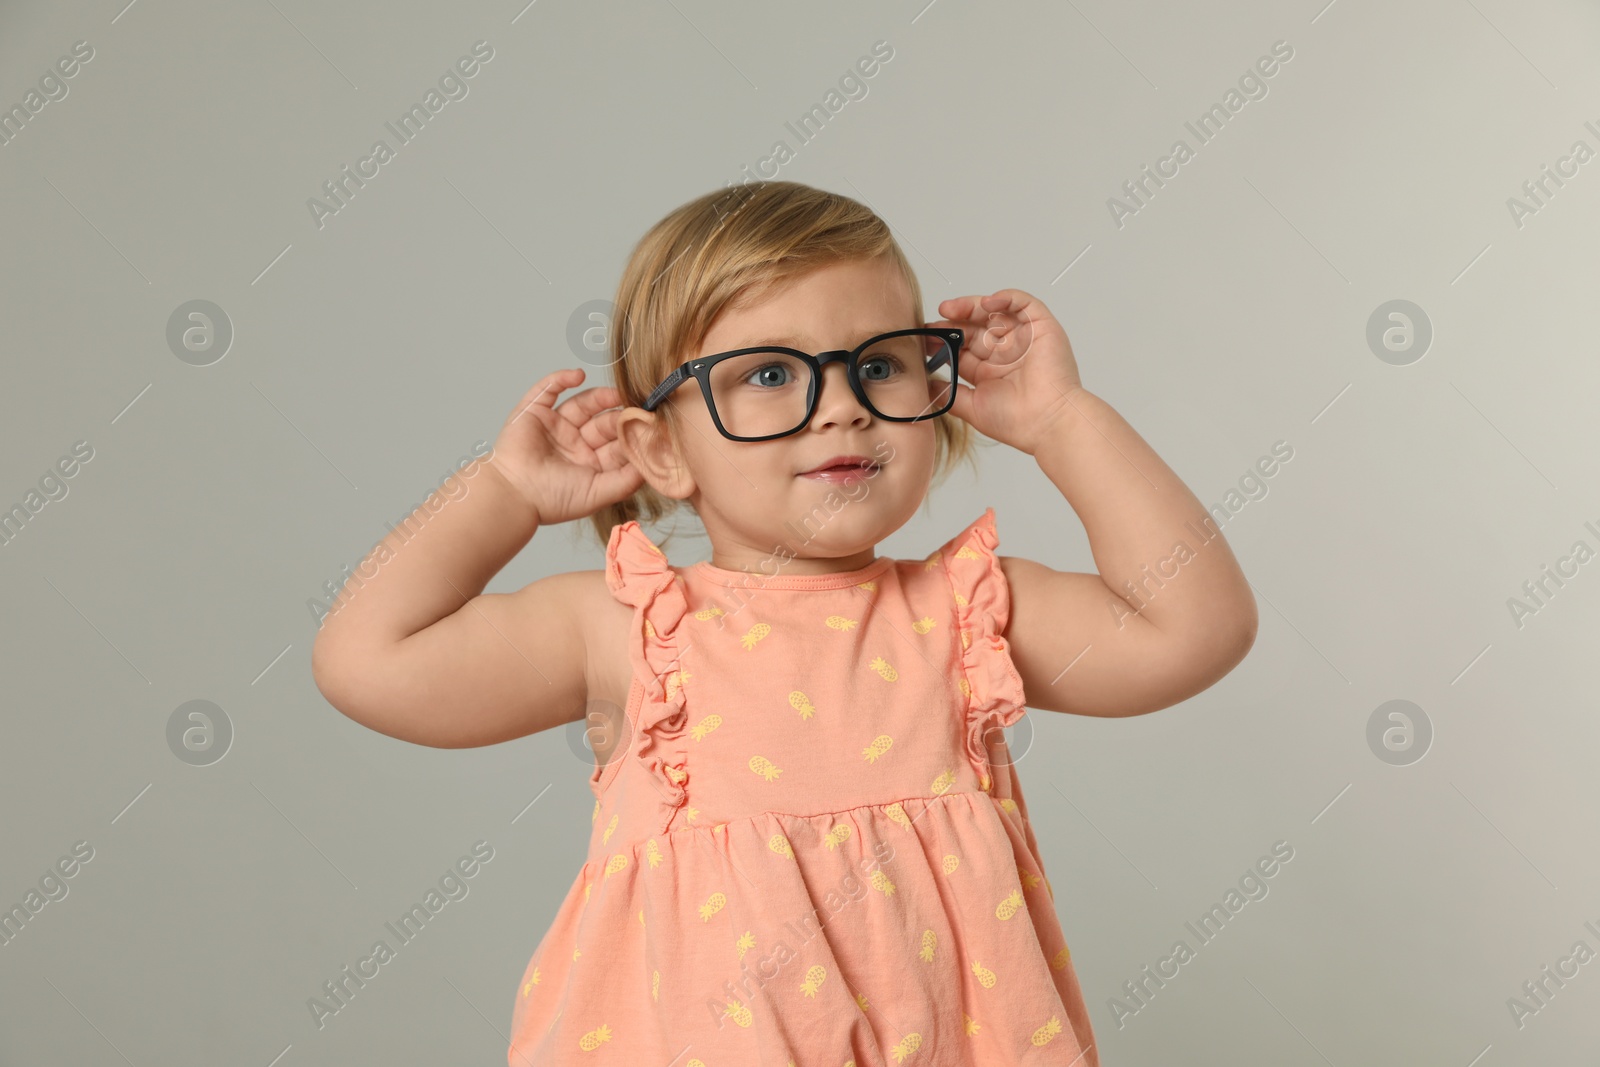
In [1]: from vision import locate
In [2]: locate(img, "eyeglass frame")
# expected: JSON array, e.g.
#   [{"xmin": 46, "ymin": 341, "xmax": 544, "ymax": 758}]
[{"xmin": 639, "ymin": 327, "xmax": 965, "ymax": 442}]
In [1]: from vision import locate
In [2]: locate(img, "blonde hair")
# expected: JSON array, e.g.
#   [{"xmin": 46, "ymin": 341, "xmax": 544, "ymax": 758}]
[{"xmin": 590, "ymin": 180, "xmax": 978, "ymax": 547}]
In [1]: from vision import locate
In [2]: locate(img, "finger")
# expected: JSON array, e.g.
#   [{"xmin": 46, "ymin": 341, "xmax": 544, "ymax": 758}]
[
  {"xmin": 947, "ymin": 380, "xmax": 979, "ymax": 427},
  {"xmin": 507, "ymin": 368, "xmax": 585, "ymax": 427}
]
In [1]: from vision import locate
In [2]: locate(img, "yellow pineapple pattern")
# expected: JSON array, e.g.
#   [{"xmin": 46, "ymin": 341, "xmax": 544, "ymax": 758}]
[
  {"xmin": 713, "ymin": 823, "xmax": 726, "ymax": 834},
  {"xmin": 823, "ymin": 824, "xmax": 853, "ymax": 850},
  {"xmin": 1018, "ymin": 866, "xmax": 1041, "ymax": 890},
  {"xmin": 869, "ymin": 869, "xmax": 896, "ymax": 897},
  {"xmin": 922, "ymin": 554, "xmax": 939, "ymax": 570},
  {"xmin": 960, "ymin": 627, "xmax": 971, "ymax": 650},
  {"xmin": 583, "ymin": 884, "xmax": 591, "ymax": 903},
  {"xmin": 577, "ymin": 1022, "xmax": 612, "ymax": 1050},
  {"xmin": 930, "ymin": 769, "xmax": 956, "ymax": 795},
  {"xmin": 789, "ymin": 691, "xmax": 818, "ymax": 720},
  {"xmin": 956, "ymin": 544, "xmax": 981, "ymax": 561},
  {"xmin": 999, "ymin": 798, "xmax": 1019, "ymax": 816},
  {"xmin": 644, "ymin": 618, "xmax": 656, "ymax": 639},
  {"xmin": 942, "ymin": 854, "xmax": 960, "ymax": 874},
  {"xmin": 885, "ymin": 802, "xmax": 912, "ymax": 831},
  {"xmin": 824, "ymin": 615, "xmax": 858, "ymax": 631},
  {"xmin": 868, "ymin": 655, "xmax": 898, "ymax": 681},
  {"xmin": 1030, "ymin": 1015, "xmax": 1064, "ymax": 1046},
  {"xmin": 890, "ymin": 1032, "xmax": 923, "ymax": 1061},
  {"xmin": 1045, "ymin": 874, "xmax": 1055, "ymax": 901},
  {"xmin": 638, "ymin": 909, "xmax": 645, "ymax": 926},
  {"xmin": 591, "ymin": 798, "xmax": 599, "ymax": 824},
  {"xmin": 722, "ymin": 999, "xmax": 753, "ymax": 1027},
  {"xmin": 738, "ymin": 623, "xmax": 771, "ymax": 650},
  {"xmin": 994, "ymin": 888, "xmax": 1025, "ymax": 920},
  {"xmin": 689, "ymin": 714, "xmax": 724, "ymax": 740},
  {"xmin": 698, "ymin": 892, "xmax": 728, "ymax": 922},
  {"xmin": 522, "ymin": 967, "xmax": 540, "ymax": 996},
  {"xmin": 603, "ymin": 854, "xmax": 628, "ymax": 879},
  {"xmin": 971, "ymin": 961, "xmax": 997, "ymax": 988},
  {"xmin": 736, "ymin": 931, "xmax": 755, "ymax": 959},
  {"xmin": 854, "ymin": 991, "xmax": 869, "ymax": 1013},
  {"xmin": 800, "ymin": 964, "xmax": 827, "ymax": 997},
  {"xmin": 957, "ymin": 677, "xmax": 971, "ymax": 699},
  {"xmin": 768, "ymin": 834, "xmax": 795, "ymax": 858},
  {"xmin": 1051, "ymin": 945, "xmax": 1072, "ymax": 970},
  {"xmin": 664, "ymin": 668, "xmax": 691, "ymax": 700},
  {"xmin": 645, "ymin": 839, "xmax": 663, "ymax": 868},
  {"xmin": 962, "ymin": 1011, "xmax": 981, "ymax": 1035},
  {"xmin": 911, "ymin": 616, "xmax": 936, "ymax": 634},
  {"xmin": 979, "ymin": 772, "xmax": 991, "ymax": 792},
  {"xmin": 748, "ymin": 755, "xmax": 783, "ymax": 781},
  {"xmin": 862, "ymin": 734, "xmax": 894, "ymax": 763},
  {"xmin": 601, "ymin": 814, "xmax": 619, "ymax": 843},
  {"xmin": 651, "ymin": 969, "xmax": 659, "ymax": 1000},
  {"xmin": 918, "ymin": 929, "xmax": 936, "ymax": 962},
  {"xmin": 684, "ymin": 805, "xmax": 700, "ymax": 823},
  {"xmin": 693, "ymin": 605, "xmax": 725, "ymax": 621}
]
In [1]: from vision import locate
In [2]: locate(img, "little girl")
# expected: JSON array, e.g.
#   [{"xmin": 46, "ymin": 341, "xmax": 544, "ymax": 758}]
[{"xmin": 312, "ymin": 181, "xmax": 1257, "ymax": 1066}]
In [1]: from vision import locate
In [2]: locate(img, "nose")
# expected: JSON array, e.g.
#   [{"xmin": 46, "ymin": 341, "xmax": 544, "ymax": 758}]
[{"xmin": 810, "ymin": 360, "xmax": 871, "ymax": 429}]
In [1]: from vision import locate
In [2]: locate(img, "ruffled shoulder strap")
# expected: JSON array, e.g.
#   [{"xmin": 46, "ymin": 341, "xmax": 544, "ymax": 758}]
[
  {"xmin": 935, "ymin": 507, "xmax": 1028, "ymax": 794},
  {"xmin": 601, "ymin": 521, "xmax": 693, "ymax": 828}
]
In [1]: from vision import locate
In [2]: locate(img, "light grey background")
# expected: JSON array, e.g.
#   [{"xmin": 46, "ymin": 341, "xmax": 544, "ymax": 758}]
[{"xmin": 3, "ymin": 0, "xmax": 1598, "ymax": 1063}]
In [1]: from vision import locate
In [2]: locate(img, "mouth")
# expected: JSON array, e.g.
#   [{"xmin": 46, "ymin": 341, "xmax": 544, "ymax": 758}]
[{"xmin": 798, "ymin": 455, "xmax": 881, "ymax": 482}]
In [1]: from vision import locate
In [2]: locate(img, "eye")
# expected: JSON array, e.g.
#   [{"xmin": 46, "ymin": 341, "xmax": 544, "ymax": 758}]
[
  {"xmin": 741, "ymin": 361, "xmax": 795, "ymax": 388},
  {"xmin": 859, "ymin": 355, "xmax": 905, "ymax": 382}
]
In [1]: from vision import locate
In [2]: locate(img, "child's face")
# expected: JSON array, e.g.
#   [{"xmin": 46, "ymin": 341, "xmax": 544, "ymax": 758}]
[{"xmin": 626, "ymin": 255, "xmax": 939, "ymax": 574}]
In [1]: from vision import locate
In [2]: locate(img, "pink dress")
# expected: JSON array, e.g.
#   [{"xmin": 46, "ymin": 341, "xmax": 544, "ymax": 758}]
[{"xmin": 507, "ymin": 508, "xmax": 1099, "ymax": 1066}]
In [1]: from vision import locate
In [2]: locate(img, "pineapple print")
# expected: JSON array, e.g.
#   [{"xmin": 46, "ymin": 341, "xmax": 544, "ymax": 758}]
[
  {"xmin": 1019, "ymin": 865, "xmax": 1042, "ymax": 890},
  {"xmin": 1051, "ymin": 945, "xmax": 1072, "ymax": 970},
  {"xmin": 591, "ymin": 798, "xmax": 599, "ymax": 824},
  {"xmin": 890, "ymin": 1032, "xmax": 923, "ymax": 1062},
  {"xmin": 885, "ymin": 802, "xmax": 912, "ymax": 831},
  {"xmin": 824, "ymin": 614, "xmax": 858, "ymax": 631},
  {"xmin": 664, "ymin": 668, "xmax": 691, "ymax": 700},
  {"xmin": 522, "ymin": 967, "xmax": 540, "ymax": 996},
  {"xmin": 957, "ymin": 677, "xmax": 972, "ymax": 700},
  {"xmin": 722, "ymin": 999, "xmax": 753, "ymax": 1027},
  {"xmin": 601, "ymin": 814, "xmax": 619, "ymax": 843},
  {"xmin": 823, "ymin": 824, "xmax": 853, "ymax": 850},
  {"xmin": 869, "ymin": 869, "xmax": 896, "ymax": 897},
  {"xmin": 583, "ymin": 884, "xmax": 591, "ymax": 903},
  {"xmin": 954, "ymin": 592, "xmax": 968, "ymax": 607},
  {"xmin": 638, "ymin": 909, "xmax": 645, "ymax": 926},
  {"xmin": 748, "ymin": 755, "xmax": 783, "ymax": 781},
  {"xmin": 868, "ymin": 655, "xmax": 898, "ymax": 681},
  {"xmin": 971, "ymin": 961, "xmax": 997, "ymax": 988},
  {"xmin": 651, "ymin": 969, "xmax": 660, "ymax": 1000},
  {"xmin": 922, "ymin": 554, "xmax": 940, "ymax": 570},
  {"xmin": 979, "ymin": 772, "xmax": 991, "ymax": 792},
  {"xmin": 768, "ymin": 834, "xmax": 795, "ymax": 859},
  {"xmin": 1030, "ymin": 1015, "xmax": 1064, "ymax": 1047},
  {"xmin": 960, "ymin": 627, "xmax": 971, "ymax": 650},
  {"xmin": 684, "ymin": 805, "xmax": 700, "ymax": 823},
  {"xmin": 666, "ymin": 765, "xmax": 688, "ymax": 785},
  {"xmin": 930, "ymin": 769, "xmax": 957, "ymax": 795},
  {"xmin": 956, "ymin": 543, "xmax": 981, "ymax": 561},
  {"xmin": 999, "ymin": 798, "xmax": 1019, "ymax": 816},
  {"xmin": 857, "ymin": 578, "xmax": 877, "ymax": 593},
  {"xmin": 646, "ymin": 839, "xmax": 664, "ymax": 868},
  {"xmin": 689, "ymin": 714, "xmax": 724, "ymax": 740},
  {"xmin": 918, "ymin": 929, "xmax": 936, "ymax": 963},
  {"xmin": 736, "ymin": 931, "xmax": 755, "ymax": 959},
  {"xmin": 577, "ymin": 1023, "xmax": 612, "ymax": 1050},
  {"xmin": 995, "ymin": 889, "xmax": 1025, "ymax": 920},
  {"xmin": 693, "ymin": 605, "xmax": 725, "ymax": 622},
  {"xmin": 698, "ymin": 892, "xmax": 728, "ymax": 922},
  {"xmin": 941, "ymin": 854, "xmax": 960, "ymax": 874},
  {"xmin": 911, "ymin": 616, "xmax": 936, "ymax": 634},
  {"xmin": 603, "ymin": 854, "xmax": 628, "ymax": 879},
  {"xmin": 789, "ymin": 691, "xmax": 818, "ymax": 720},
  {"xmin": 854, "ymin": 991, "xmax": 870, "ymax": 1013},
  {"xmin": 862, "ymin": 734, "xmax": 894, "ymax": 763},
  {"xmin": 1045, "ymin": 874, "xmax": 1055, "ymax": 901},
  {"xmin": 962, "ymin": 1012, "xmax": 981, "ymax": 1035},
  {"xmin": 738, "ymin": 623, "xmax": 772, "ymax": 650},
  {"xmin": 800, "ymin": 964, "xmax": 827, "ymax": 997}
]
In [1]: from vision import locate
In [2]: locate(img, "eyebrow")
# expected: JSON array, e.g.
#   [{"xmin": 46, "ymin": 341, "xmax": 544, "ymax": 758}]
[{"xmin": 741, "ymin": 328, "xmax": 909, "ymax": 350}]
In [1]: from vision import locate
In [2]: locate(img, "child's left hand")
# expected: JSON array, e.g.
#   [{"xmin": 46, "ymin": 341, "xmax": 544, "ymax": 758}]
[{"xmin": 929, "ymin": 289, "xmax": 1085, "ymax": 456}]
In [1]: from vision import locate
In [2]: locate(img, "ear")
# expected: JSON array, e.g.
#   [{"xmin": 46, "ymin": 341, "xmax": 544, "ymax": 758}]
[{"xmin": 615, "ymin": 407, "xmax": 696, "ymax": 501}]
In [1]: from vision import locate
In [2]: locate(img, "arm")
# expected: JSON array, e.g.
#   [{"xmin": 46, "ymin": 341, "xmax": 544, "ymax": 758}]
[
  {"xmin": 311, "ymin": 368, "xmax": 642, "ymax": 748},
  {"xmin": 1003, "ymin": 388, "xmax": 1258, "ymax": 718}
]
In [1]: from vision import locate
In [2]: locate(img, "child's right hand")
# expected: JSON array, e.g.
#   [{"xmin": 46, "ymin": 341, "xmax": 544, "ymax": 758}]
[{"xmin": 488, "ymin": 368, "xmax": 645, "ymax": 526}]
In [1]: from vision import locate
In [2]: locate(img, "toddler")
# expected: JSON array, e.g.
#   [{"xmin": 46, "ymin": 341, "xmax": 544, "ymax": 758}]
[{"xmin": 312, "ymin": 180, "xmax": 1258, "ymax": 1065}]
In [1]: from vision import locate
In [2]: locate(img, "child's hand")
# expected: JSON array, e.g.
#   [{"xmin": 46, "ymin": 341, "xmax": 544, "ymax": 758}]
[
  {"xmin": 929, "ymin": 289, "xmax": 1085, "ymax": 455},
  {"xmin": 488, "ymin": 368, "xmax": 645, "ymax": 525}
]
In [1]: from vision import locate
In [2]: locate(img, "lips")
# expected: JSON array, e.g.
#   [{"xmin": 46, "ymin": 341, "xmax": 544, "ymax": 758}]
[{"xmin": 799, "ymin": 455, "xmax": 879, "ymax": 476}]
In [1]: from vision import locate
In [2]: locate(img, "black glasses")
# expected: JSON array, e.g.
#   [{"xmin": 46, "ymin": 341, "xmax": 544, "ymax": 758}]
[{"xmin": 641, "ymin": 328, "xmax": 963, "ymax": 442}]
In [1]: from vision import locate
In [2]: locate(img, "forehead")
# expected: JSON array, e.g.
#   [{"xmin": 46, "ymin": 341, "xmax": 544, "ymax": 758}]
[{"xmin": 702, "ymin": 258, "xmax": 916, "ymax": 352}]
